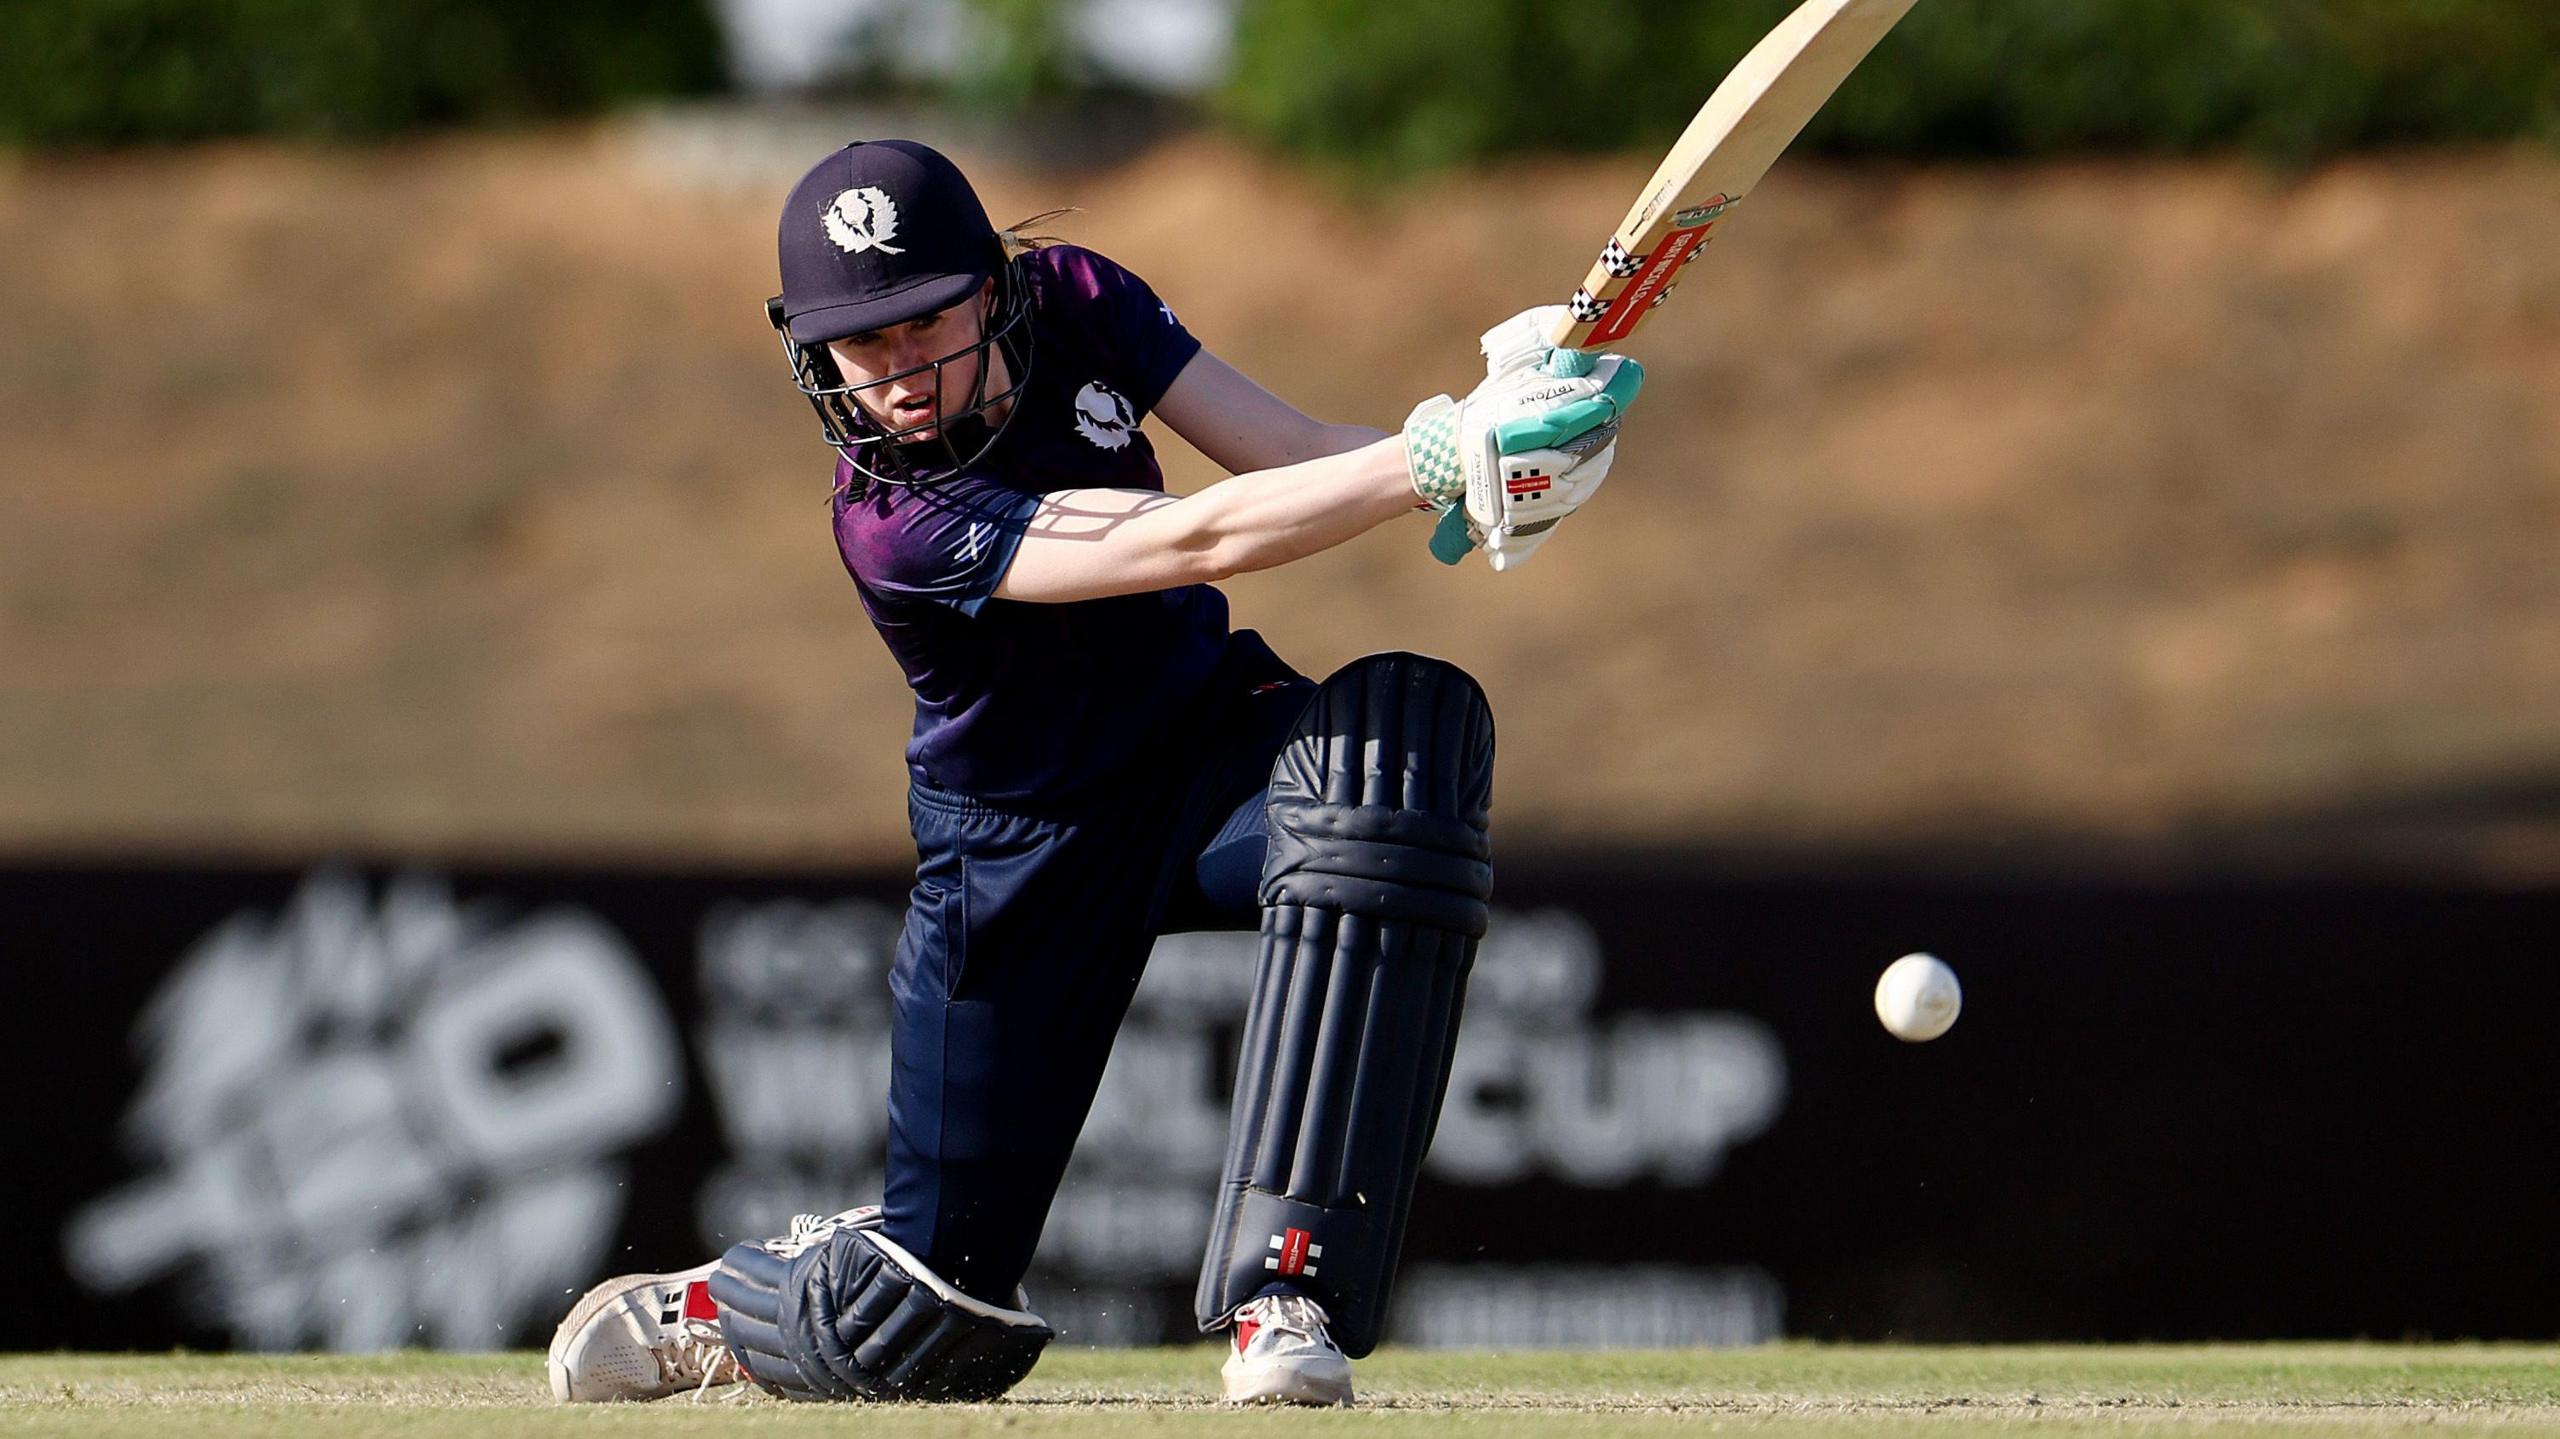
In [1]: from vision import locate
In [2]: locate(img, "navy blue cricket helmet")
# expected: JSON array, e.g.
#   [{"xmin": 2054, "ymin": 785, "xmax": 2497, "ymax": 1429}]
[{"xmin": 768, "ymin": 139, "xmax": 1035, "ymax": 486}]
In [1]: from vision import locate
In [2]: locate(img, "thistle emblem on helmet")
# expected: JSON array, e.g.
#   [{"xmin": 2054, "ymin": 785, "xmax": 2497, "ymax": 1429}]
[{"xmin": 823, "ymin": 186, "xmax": 906, "ymax": 256}]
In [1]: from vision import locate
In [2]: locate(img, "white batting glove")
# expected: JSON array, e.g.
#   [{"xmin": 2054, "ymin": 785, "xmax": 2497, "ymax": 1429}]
[{"xmin": 1403, "ymin": 346, "xmax": 1643, "ymax": 570}]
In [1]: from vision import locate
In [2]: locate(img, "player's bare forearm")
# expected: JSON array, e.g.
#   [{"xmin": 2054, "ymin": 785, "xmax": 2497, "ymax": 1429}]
[
  {"xmin": 1188, "ymin": 433, "xmax": 1415, "ymax": 576},
  {"xmin": 992, "ymin": 437, "xmax": 1416, "ymax": 603}
]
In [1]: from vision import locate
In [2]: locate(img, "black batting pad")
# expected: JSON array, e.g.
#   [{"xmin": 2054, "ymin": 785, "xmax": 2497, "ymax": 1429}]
[{"xmin": 1196, "ymin": 652, "xmax": 1495, "ymax": 1357}]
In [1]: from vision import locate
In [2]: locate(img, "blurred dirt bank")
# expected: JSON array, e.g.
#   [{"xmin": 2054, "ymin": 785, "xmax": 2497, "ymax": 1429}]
[{"xmin": 3, "ymin": 126, "xmax": 2556, "ymax": 876}]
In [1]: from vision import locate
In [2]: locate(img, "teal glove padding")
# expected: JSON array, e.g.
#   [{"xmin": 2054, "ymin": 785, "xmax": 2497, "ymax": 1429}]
[
  {"xmin": 1493, "ymin": 351, "xmax": 1639, "ymax": 452},
  {"xmin": 1428, "ymin": 504, "xmax": 1479, "ymax": 565}
]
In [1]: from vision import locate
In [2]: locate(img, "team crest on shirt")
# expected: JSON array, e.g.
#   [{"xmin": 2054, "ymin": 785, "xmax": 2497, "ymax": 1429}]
[
  {"xmin": 1071, "ymin": 381, "xmax": 1136, "ymax": 451},
  {"xmin": 823, "ymin": 186, "xmax": 905, "ymax": 256}
]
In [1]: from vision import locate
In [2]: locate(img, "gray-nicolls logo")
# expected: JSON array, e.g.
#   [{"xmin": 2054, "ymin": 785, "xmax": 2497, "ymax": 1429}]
[
  {"xmin": 63, "ymin": 870, "xmax": 683, "ymax": 1351},
  {"xmin": 1071, "ymin": 381, "xmax": 1135, "ymax": 451},
  {"xmin": 823, "ymin": 186, "xmax": 905, "ymax": 256},
  {"xmin": 1265, "ymin": 1229, "xmax": 1321, "ymax": 1277}
]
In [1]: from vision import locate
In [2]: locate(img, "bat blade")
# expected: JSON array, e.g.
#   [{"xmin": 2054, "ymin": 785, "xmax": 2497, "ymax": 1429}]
[{"xmin": 1551, "ymin": 0, "xmax": 1919, "ymax": 350}]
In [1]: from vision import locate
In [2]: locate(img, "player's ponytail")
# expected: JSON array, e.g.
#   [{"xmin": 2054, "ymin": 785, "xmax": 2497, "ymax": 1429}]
[{"xmin": 999, "ymin": 207, "xmax": 1079, "ymax": 256}]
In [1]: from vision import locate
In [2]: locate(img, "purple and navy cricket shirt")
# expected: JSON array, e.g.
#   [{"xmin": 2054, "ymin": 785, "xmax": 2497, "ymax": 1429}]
[{"xmin": 831, "ymin": 244, "xmax": 1284, "ymax": 806}]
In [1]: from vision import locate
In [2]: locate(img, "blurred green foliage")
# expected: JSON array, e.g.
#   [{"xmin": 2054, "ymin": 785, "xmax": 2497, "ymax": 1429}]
[
  {"xmin": 829, "ymin": 0, "xmax": 1154, "ymax": 116},
  {"xmin": 944, "ymin": 0, "xmax": 1088, "ymax": 112},
  {"xmin": 1220, "ymin": 0, "xmax": 2560, "ymax": 171},
  {"xmin": 0, "ymin": 0, "xmax": 727, "ymax": 146}
]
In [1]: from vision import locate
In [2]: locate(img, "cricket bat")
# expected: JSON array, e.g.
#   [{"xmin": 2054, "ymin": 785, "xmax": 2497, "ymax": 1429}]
[{"xmin": 1551, "ymin": 0, "xmax": 1920, "ymax": 350}]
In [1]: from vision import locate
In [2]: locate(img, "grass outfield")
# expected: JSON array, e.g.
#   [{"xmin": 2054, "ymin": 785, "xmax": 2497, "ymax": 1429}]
[{"xmin": 5, "ymin": 1345, "xmax": 2559, "ymax": 1437}]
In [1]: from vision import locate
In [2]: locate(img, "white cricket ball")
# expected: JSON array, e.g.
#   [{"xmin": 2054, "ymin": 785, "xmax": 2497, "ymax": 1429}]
[{"xmin": 1874, "ymin": 952, "xmax": 1962, "ymax": 1042}]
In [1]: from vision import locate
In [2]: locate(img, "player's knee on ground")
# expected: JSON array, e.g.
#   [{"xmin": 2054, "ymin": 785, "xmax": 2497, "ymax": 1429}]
[
  {"xmin": 1197, "ymin": 651, "xmax": 1495, "ymax": 1357},
  {"xmin": 710, "ymin": 1208, "xmax": 1053, "ymax": 1402}
]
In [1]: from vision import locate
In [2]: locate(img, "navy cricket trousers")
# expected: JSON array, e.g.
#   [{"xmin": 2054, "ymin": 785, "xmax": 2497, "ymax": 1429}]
[{"xmin": 881, "ymin": 641, "xmax": 1313, "ymax": 1300}]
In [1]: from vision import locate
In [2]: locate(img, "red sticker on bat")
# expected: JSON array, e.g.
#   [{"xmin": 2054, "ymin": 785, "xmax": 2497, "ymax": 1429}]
[{"xmin": 1587, "ymin": 222, "xmax": 1714, "ymax": 345}]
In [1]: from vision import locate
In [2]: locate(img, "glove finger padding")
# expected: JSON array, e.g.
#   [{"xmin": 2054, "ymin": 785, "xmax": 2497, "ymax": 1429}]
[
  {"xmin": 1478, "ymin": 303, "xmax": 1573, "ymax": 380},
  {"xmin": 1485, "ymin": 354, "xmax": 1634, "ymax": 457},
  {"xmin": 1556, "ymin": 437, "xmax": 1616, "ymax": 499}
]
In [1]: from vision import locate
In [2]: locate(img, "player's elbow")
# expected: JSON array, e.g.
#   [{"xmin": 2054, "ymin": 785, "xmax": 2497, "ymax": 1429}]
[
  {"xmin": 1155, "ymin": 480, "xmax": 1325, "ymax": 584},
  {"xmin": 1110, "ymin": 507, "xmax": 1245, "ymax": 589},
  {"xmin": 1185, "ymin": 531, "xmax": 1257, "ymax": 586},
  {"xmin": 1193, "ymin": 521, "xmax": 1303, "ymax": 584},
  {"xmin": 1161, "ymin": 495, "xmax": 1274, "ymax": 585}
]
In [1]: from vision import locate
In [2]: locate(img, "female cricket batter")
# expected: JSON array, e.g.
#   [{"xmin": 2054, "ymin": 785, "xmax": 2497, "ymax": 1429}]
[{"xmin": 548, "ymin": 139, "xmax": 1639, "ymax": 1407}]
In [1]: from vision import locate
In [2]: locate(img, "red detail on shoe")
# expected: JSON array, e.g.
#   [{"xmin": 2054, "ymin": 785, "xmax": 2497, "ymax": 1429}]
[
  {"xmin": 684, "ymin": 1279, "xmax": 719, "ymax": 1323},
  {"xmin": 1277, "ymin": 1228, "xmax": 1313, "ymax": 1277},
  {"xmin": 1235, "ymin": 1316, "xmax": 1260, "ymax": 1353}
]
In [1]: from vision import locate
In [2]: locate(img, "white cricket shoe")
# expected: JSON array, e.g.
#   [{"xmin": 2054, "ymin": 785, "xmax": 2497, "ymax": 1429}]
[
  {"xmin": 1221, "ymin": 1293, "xmax": 1353, "ymax": 1406},
  {"xmin": 547, "ymin": 1260, "xmax": 746, "ymax": 1403}
]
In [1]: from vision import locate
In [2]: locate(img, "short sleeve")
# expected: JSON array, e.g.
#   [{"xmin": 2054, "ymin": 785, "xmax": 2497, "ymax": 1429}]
[
  {"xmin": 1040, "ymin": 247, "xmax": 1202, "ymax": 413},
  {"xmin": 837, "ymin": 478, "xmax": 1042, "ymax": 617}
]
